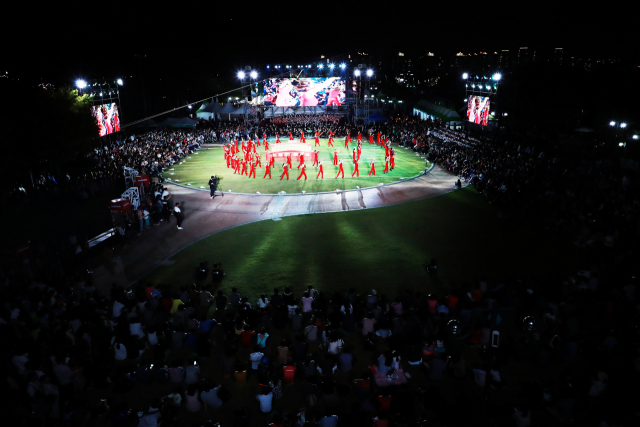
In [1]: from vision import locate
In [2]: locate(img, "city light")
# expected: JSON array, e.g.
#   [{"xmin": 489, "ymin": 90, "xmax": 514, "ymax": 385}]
[
  {"xmin": 620, "ymin": 122, "xmax": 627, "ymax": 128},
  {"xmin": 340, "ymin": 63, "xmax": 346, "ymax": 69},
  {"xmin": 609, "ymin": 121, "xmax": 616, "ymax": 126},
  {"xmin": 462, "ymin": 73, "xmax": 468, "ymax": 79},
  {"xmin": 75, "ymin": 79, "xmax": 87, "ymax": 89},
  {"xmin": 237, "ymin": 71, "xmax": 245, "ymax": 79},
  {"xmin": 329, "ymin": 63, "xmax": 335, "ymax": 69},
  {"xmin": 366, "ymin": 69, "xmax": 373, "ymax": 77},
  {"xmin": 250, "ymin": 71, "xmax": 258, "ymax": 79},
  {"xmin": 492, "ymin": 73, "xmax": 502, "ymax": 81},
  {"xmin": 354, "ymin": 70, "xmax": 361, "ymax": 77},
  {"xmin": 116, "ymin": 79, "xmax": 123, "ymax": 86}
]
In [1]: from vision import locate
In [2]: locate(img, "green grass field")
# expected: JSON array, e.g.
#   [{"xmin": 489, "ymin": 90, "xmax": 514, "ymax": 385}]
[
  {"xmin": 161, "ymin": 140, "xmax": 428, "ymax": 193},
  {"xmin": 142, "ymin": 187, "xmax": 579, "ymax": 299}
]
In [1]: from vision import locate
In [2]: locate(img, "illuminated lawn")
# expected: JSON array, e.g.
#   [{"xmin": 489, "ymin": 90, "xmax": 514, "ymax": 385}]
[
  {"xmin": 142, "ymin": 187, "xmax": 578, "ymax": 299},
  {"xmin": 161, "ymin": 140, "xmax": 428, "ymax": 193}
]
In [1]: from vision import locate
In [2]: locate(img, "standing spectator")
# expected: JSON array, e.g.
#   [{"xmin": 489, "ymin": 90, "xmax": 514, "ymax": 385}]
[
  {"xmin": 256, "ymin": 387, "xmax": 273, "ymax": 414},
  {"xmin": 174, "ymin": 202, "xmax": 183, "ymax": 229}
]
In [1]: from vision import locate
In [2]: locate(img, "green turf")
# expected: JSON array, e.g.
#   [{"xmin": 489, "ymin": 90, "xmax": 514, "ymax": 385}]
[
  {"xmin": 161, "ymin": 140, "xmax": 428, "ymax": 194},
  {"xmin": 141, "ymin": 187, "xmax": 579, "ymax": 299}
]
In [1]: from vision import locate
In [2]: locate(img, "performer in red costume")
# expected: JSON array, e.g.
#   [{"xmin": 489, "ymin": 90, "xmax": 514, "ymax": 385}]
[
  {"xmin": 280, "ymin": 163, "xmax": 289, "ymax": 180},
  {"xmin": 368, "ymin": 160, "xmax": 376, "ymax": 176},
  {"xmin": 248, "ymin": 160, "xmax": 256, "ymax": 178},
  {"xmin": 264, "ymin": 140, "xmax": 269, "ymax": 151},
  {"xmin": 336, "ymin": 159, "xmax": 345, "ymax": 178},
  {"xmin": 385, "ymin": 143, "xmax": 390, "ymax": 158},
  {"xmin": 352, "ymin": 160, "xmax": 360, "ymax": 177},
  {"xmin": 263, "ymin": 133, "xmax": 267, "ymax": 144},
  {"xmin": 314, "ymin": 135, "xmax": 320, "ymax": 147},
  {"xmin": 226, "ymin": 152, "xmax": 231, "ymax": 168},
  {"xmin": 297, "ymin": 163, "xmax": 307, "ymax": 180},
  {"xmin": 297, "ymin": 153, "xmax": 305, "ymax": 169},
  {"xmin": 276, "ymin": 134, "xmax": 281, "ymax": 143},
  {"xmin": 300, "ymin": 132, "xmax": 305, "ymax": 143},
  {"xmin": 255, "ymin": 152, "xmax": 262, "ymax": 167},
  {"xmin": 352, "ymin": 148, "xmax": 357, "ymax": 164},
  {"xmin": 344, "ymin": 135, "xmax": 349, "ymax": 150},
  {"xmin": 328, "ymin": 134, "xmax": 334, "ymax": 147},
  {"xmin": 357, "ymin": 142, "xmax": 362, "ymax": 161},
  {"xmin": 383, "ymin": 156, "xmax": 390, "ymax": 174},
  {"xmin": 377, "ymin": 132, "xmax": 381, "ymax": 146},
  {"xmin": 233, "ymin": 156, "xmax": 240, "ymax": 174},
  {"xmin": 357, "ymin": 132, "xmax": 362, "ymax": 143},
  {"xmin": 316, "ymin": 161, "xmax": 324, "ymax": 179},
  {"xmin": 346, "ymin": 131, "xmax": 351, "ymax": 144},
  {"xmin": 333, "ymin": 149, "xmax": 338, "ymax": 165},
  {"xmin": 289, "ymin": 132, "xmax": 294, "ymax": 141},
  {"xmin": 263, "ymin": 162, "xmax": 272, "ymax": 178},
  {"xmin": 240, "ymin": 159, "xmax": 248, "ymax": 176},
  {"xmin": 255, "ymin": 134, "xmax": 260, "ymax": 147},
  {"xmin": 369, "ymin": 133, "xmax": 374, "ymax": 144},
  {"xmin": 390, "ymin": 148, "xmax": 395, "ymax": 170},
  {"xmin": 270, "ymin": 155, "xmax": 275, "ymax": 169},
  {"xmin": 286, "ymin": 154, "xmax": 292, "ymax": 170}
]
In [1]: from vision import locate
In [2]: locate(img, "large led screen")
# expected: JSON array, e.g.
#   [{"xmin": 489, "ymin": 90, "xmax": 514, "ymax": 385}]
[
  {"xmin": 91, "ymin": 103, "xmax": 121, "ymax": 136},
  {"xmin": 263, "ymin": 78, "xmax": 346, "ymax": 107},
  {"xmin": 466, "ymin": 96, "xmax": 491, "ymax": 126}
]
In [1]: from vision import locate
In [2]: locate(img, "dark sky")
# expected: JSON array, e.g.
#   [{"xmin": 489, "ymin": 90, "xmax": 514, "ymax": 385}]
[{"xmin": 4, "ymin": 4, "xmax": 634, "ymax": 85}]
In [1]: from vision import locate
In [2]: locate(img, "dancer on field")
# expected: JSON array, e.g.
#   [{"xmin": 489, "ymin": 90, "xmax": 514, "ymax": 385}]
[
  {"xmin": 368, "ymin": 159, "xmax": 376, "ymax": 176},
  {"xmin": 280, "ymin": 163, "xmax": 289, "ymax": 180},
  {"xmin": 336, "ymin": 159, "xmax": 345, "ymax": 178},
  {"xmin": 316, "ymin": 161, "xmax": 324, "ymax": 179},
  {"xmin": 297, "ymin": 163, "xmax": 307, "ymax": 180},
  {"xmin": 263, "ymin": 161, "xmax": 272, "ymax": 178}
]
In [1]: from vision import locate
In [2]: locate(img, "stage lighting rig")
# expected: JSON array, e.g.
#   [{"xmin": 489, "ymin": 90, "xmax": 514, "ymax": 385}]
[
  {"xmin": 354, "ymin": 69, "xmax": 361, "ymax": 76},
  {"xmin": 366, "ymin": 69, "xmax": 373, "ymax": 77},
  {"xmin": 117, "ymin": 78, "xmax": 123, "ymax": 86},
  {"xmin": 462, "ymin": 73, "xmax": 468, "ymax": 79},
  {"xmin": 237, "ymin": 71, "xmax": 245, "ymax": 79},
  {"xmin": 492, "ymin": 73, "xmax": 502, "ymax": 81},
  {"xmin": 76, "ymin": 79, "xmax": 87, "ymax": 89},
  {"xmin": 340, "ymin": 63, "xmax": 346, "ymax": 69},
  {"xmin": 250, "ymin": 71, "xmax": 258, "ymax": 79},
  {"xmin": 329, "ymin": 63, "xmax": 335, "ymax": 69},
  {"xmin": 620, "ymin": 123, "xmax": 627, "ymax": 128}
]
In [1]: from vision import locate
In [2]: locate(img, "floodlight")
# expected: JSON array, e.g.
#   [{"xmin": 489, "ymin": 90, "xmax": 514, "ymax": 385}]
[
  {"xmin": 503, "ymin": 112, "xmax": 508, "ymax": 116},
  {"xmin": 620, "ymin": 122, "xmax": 627, "ymax": 128},
  {"xmin": 116, "ymin": 78, "xmax": 123, "ymax": 86},
  {"xmin": 99, "ymin": 92, "xmax": 103, "ymax": 96},
  {"xmin": 188, "ymin": 105, "xmax": 192, "ymax": 109},
  {"xmin": 329, "ymin": 63, "xmax": 335, "ymax": 69},
  {"xmin": 340, "ymin": 63, "xmax": 346, "ymax": 69},
  {"xmin": 75, "ymin": 79, "xmax": 87, "ymax": 89},
  {"xmin": 462, "ymin": 73, "xmax": 468, "ymax": 79},
  {"xmin": 619, "ymin": 142, "xmax": 625, "ymax": 147},
  {"xmin": 609, "ymin": 121, "xmax": 616, "ymax": 126},
  {"xmin": 250, "ymin": 71, "xmax": 258, "ymax": 79},
  {"xmin": 267, "ymin": 65, "xmax": 270, "ymax": 69},
  {"xmin": 486, "ymin": 85, "xmax": 490, "ymax": 89},
  {"xmin": 308, "ymin": 65, "xmax": 311, "ymax": 68},
  {"xmin": 354, "ymin": 70, "xmax": 361, "ymax": 76},
  {"xmin": 472, "ymin": 84, "xmax": 475, "ymax": 88},
  {"xmin": 492, "ymin": 73, "xmax": 502, "ymax": 81},
  {"xmin": 318, "ymin": 64, "xmax": 324, "ymax": 69},
  {"xmin": 237, "ymin": 71, "xmax": 245, "ymax": 79},
  {"xmin": 366, "ymin": 69, "xmax": 373, "ymax": 77},
  {"xmin": 633, "ymin": 135, "xmax": 639, "ymax": 140},
  {"xmin": 464, "ymin": 98, "xmax": 467, "ymax": 101}
]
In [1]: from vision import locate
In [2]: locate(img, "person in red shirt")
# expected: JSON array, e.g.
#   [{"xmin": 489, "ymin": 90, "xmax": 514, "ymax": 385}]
[
  {"xmin": 248, "ymin": 161, "xmax": 256, "ymax": 178},
  {"xmin": 314, "ymin": 135, "xmax": 320, "ymax": 147},
  {"xmin": 286, "ymin": 154, "xmax": 292, "ymax": 170},
  {"xmin": 333, "ymin": 150, "xmax": 338, "ymax": 165},
  {"xmin": 352, "ymin": 160, "xmax": 359, "ymax": 177},
  {"xmin": 377, "ymin": 392, "xmax": 392, "ymax": 411},
  {"xmin": 280, "ymin": 163, "xmax": 289, "ymax": 180},
  {"xmin": 241, "ymin": 326, "xmax": 255, "ymax": 349},
  {"xmin": 282, "ymin": 365, "xmax": 296, "ymax": 384},
  {"xmin": 263, "ymin": 162, "xmax": 272, "ymax": 179},
  {"xmin": 241, "ymin": 159, "xmax": 248, "ymax": 176},
  {"xmin": 297, "ymin": 153, "xmax": 305, "ymax": 169},
  {"xmin": 383, "ymin": 156, "xmax": 390, "ymax": 174},
  {"xmin": 316, "ymin": 161, "xmax": 324, "ymax": 179},
  {"xmin": 368, "ymin": 160, "xmax": 375, "ymax": 176},
  {"xmin": 336, "ymin": 159, "xmax": 344, "ymax": 178},
  {"xmin": 297, "ymin": 164, "xmax": 307, "ymax": 180}
]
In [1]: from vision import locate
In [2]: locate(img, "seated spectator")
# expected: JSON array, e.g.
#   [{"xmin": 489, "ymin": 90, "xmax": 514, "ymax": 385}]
[{"xmin": 184, "ymin": 384, "xmax": 202, "ymax": 412}]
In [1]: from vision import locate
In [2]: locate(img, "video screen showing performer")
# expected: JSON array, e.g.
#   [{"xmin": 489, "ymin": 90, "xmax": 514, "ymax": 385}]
[
  {"xmin": 91, "ymin": 103, "xmax": 121, "ymax": 136},
  {"xmin": 466, "ymin": 96, "xmax": 491, "ymax": 126},
  {"xmin": 263, "ymin": 78, "xmax": 346, "ymax": 107}
]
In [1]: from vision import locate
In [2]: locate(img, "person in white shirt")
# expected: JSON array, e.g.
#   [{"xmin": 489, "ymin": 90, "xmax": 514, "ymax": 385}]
[
  {"xmin": 256, "ymin": 388, "xmax": 273, "ymax": 413},
  {"xmin": 174, "ymin": 203, "xmax": 183, "ymax": 229}
]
